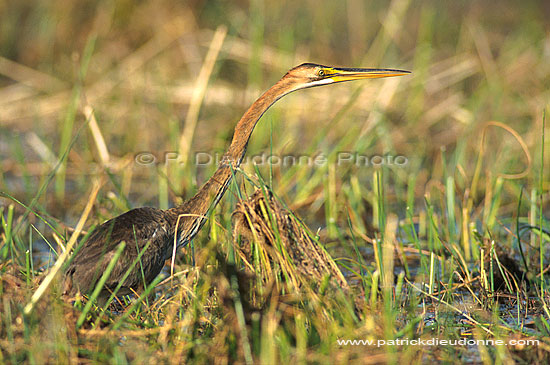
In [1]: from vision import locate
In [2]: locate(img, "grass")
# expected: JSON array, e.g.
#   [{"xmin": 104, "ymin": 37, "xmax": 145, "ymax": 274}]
[{"xmin": 1, "ymin": 0, "xmax": 550, "ymax": 363}]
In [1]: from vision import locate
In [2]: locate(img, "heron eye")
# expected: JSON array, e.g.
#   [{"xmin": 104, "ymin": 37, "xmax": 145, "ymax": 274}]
[{"xmin": 318, "ymin": 69, "xmax": 325, "ymax": 77}]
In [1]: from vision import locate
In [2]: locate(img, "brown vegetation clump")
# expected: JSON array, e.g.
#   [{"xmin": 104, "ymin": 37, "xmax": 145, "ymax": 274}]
[{"xmin": 232, "ymin": 188, "xmax": 349, "ymax": 294}]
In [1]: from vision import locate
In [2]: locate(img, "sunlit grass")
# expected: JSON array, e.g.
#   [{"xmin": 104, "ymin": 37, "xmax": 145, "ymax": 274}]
[{"xmin": 1, "ymin": 0, "xmax": 549, "ymax": 363}]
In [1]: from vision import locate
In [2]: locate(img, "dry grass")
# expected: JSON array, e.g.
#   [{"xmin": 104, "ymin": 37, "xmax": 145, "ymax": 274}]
[{"xmin": 1, "ymin": 0, "xmax": 550, "ymax": 363}]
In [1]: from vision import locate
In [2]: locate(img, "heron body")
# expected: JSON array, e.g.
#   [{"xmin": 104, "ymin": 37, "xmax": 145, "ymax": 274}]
[{"xmin": 63, "ymin": 63, "xmax": 409, "ymax": 298}]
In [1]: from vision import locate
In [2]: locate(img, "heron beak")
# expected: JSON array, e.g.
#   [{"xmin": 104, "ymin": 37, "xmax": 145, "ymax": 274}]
[{"xmin": 325, "ymin": 67, "xmax": 411, "ymax": 83}]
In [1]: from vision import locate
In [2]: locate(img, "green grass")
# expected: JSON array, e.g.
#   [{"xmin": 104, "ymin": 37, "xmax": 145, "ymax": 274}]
[{"xmin": 1, "ymin": 0, "xmax": 550, "ymax": 363}]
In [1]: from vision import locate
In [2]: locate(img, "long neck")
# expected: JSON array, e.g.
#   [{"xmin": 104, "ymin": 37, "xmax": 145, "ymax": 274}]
[{"xmin": 168, "ymin": 77, "xmax": 294, "ymax": 241}]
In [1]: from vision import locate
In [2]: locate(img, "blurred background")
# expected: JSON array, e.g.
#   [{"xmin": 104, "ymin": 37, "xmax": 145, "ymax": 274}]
[
  {"xmin": 2, "ymin": 2, "xmax": 550, "ymax": 362},
  {"xmin": 0, "ymin": 0, "xmax": 549, "ymax": 236}
]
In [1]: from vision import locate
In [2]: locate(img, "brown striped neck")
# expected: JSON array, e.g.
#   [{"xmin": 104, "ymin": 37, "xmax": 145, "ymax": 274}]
[{"xmin": 167, "ymin": 76, "xmax": 297, "ymax": 243}]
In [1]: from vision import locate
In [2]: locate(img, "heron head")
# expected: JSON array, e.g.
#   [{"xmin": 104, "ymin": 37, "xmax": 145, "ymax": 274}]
[{"xmin": 283, "ymin": 63, "xmax": 410, "ymax": 92}]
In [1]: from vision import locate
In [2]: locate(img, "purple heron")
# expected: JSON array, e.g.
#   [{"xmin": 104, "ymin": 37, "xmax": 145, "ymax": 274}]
[{"xmin": 63, "ymin": 63, "xmax": 410, "ymax": 299}]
